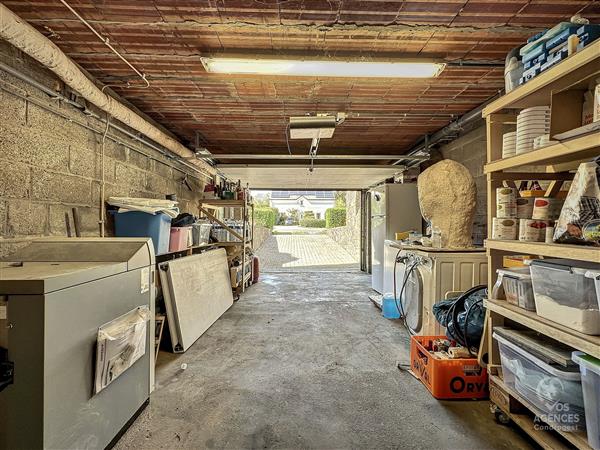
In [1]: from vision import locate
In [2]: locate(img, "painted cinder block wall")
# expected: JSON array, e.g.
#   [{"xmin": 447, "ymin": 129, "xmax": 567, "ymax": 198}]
[{"xmin": 0, "ymin": 41, "xmax": 209, "ymax": 258}]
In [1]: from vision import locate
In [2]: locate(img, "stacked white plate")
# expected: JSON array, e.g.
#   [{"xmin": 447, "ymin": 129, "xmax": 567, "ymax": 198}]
[
  {"xmin": 502, "ymin": 131, "xmax": 517, "ymax": 158},
  {"xmin": 516, "ymin": 106, "xmax": 551, "ymax": 154},
  {"xmin": 533, "ymin": 134, "xmax": 559, "ymax": 150}
]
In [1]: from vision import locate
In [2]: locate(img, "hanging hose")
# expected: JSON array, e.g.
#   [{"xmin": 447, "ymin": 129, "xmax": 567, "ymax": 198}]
[
  {"xmin": 392, "ymin": 248, "xmax": 419, "ymax": 336},
  {"xmin": 437, "ymin": 284, "xmax": 487, "ymax": 354}
]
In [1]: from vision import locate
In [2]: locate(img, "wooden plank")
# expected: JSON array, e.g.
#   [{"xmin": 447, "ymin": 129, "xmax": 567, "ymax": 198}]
[
  {"xmin": 485, "ymin": 299, "xmax": 600, "ymax": 359},
  {"xmin": 488, "ymin": 172, "xmax": 574, "ymax": 182},
  {"xmin": 200, "ymin": 206, "xmax": 244, "ymax": 241},
  {"xmin": 477, "ymin": 309, "xmax": 490, "ymax": 368},
  {"xmin": 482, "ymin": 40, "xmax": 600, "ymax": 117},
  {"xmin": 544, "ymin": 180, "xmax": 564, "ymax": 197},
  {"xmin": 200, "ymin": 199, "xmax": 247, "ymax": 207},
  {"xmin": 493, "ymin": 327, "xmax": 575, "ymax": 367},
  {"xmin": 485, "ymin": 239, "xmax": 599, "ymax": 263},
  {"xmin": 510, "ymin": 414, "xmax": 571, "ymax": 450},
  {"xmin": 485, "ymin": 131, "xmax": 600, "ymax": 173},
  {"xmin": 550, "ymin": 89, "xmax": 585, "ymax": 137},
  {"xmin": 486, "ymin": 113, "xmax": 517, "ymax": 164},
  {"xmin": 154, "ymin": 315, "xmax": 166, "ymax": 362},
  {"xmin": 546, "ymin": 158, "xmax": 591, "ymax": 173},
  {"xmin": 490, "ymin": 374, "xmax": 591, "ymax": 450}
]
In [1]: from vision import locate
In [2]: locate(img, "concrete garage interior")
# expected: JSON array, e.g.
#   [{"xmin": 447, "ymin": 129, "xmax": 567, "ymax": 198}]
[{"xmin": 1, "ymin": 2, "xmax": 600, "ymax": 450}]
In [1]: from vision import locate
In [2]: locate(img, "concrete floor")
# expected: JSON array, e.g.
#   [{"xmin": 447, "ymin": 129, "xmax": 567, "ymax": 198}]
[{"xmin": 116, "ymin": 271, "xmax": 533, "ymax": 450}]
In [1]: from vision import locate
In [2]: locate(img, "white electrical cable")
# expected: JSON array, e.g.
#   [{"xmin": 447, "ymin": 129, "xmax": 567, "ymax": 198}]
[{"xmin": 58, "ymin": 0, "xmax": 149, "ymax": 88}]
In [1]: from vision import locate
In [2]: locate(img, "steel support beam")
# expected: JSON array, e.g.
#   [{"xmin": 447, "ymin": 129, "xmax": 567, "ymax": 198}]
[{"xmin": 200, "ymin": 154, "xmax": 429, "ymax": 161}]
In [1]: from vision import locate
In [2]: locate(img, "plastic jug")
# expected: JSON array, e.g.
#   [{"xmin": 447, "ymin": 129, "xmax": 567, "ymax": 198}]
[{"xmin": 382, "ymin": 293, "xmax": 401, "ymax": 319}]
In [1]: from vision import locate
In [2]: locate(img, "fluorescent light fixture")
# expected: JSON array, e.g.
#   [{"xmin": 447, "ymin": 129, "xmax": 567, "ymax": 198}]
[{"xmin": 201, "ymin": 57, "xmax": 446, "ymax": 78}]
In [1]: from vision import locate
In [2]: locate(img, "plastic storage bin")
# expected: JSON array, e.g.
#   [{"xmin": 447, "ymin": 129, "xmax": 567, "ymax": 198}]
[
  {"xmin": 494, "ymin": 332, "xmax": 585, "ymax": 432},
  {"xmin": 530, "ymin": 259, "xmax": 600, "ymax": 335},
  {"xmin": 586, "ymin": 270, "xmax": 600, "ymax": 312},
  {"xmin": 572, "ymin": 352, "xmax": 600, "ymax": 450},
  {"xmin": 191, "ymin": 222, "xmax": 212, "ymax": 246},
  {"xmin": 169, "ymin": 226, "xmax": 191, "ymax": 252},
  {"xmin": 382, "ymin": 293, "xmax": 400, "ymax": 319},
  {"xmin": 113, "ymin": 211, "xmax": 171, "ymax": 255},
  {"xmin": 497, "ymin": 267, "xmax": 536, "ymax": 311},
  {"xmin": 410, "ymin": 335, "xmax": 488, "ymax": 400}
]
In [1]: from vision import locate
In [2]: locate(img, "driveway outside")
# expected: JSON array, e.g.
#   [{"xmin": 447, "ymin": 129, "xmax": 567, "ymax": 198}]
[{"xmin": 256, "ymin": 233, "xmax": 359, "ymax": 272}]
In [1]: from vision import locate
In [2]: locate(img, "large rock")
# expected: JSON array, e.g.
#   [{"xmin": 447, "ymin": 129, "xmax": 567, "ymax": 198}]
[{"xmin": 417, "ymin": 159, "xmax": 476, "ymax": 249}]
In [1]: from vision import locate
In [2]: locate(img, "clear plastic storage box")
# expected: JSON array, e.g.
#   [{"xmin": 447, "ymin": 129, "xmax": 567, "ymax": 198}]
[
  {"xmin": 586, "ymin": 270, "xmax": 600, "ymax": 312},
  {"xmin": 572, "ymin": 352, "xmax": 600, "ymax": 450},
  {"xmin": 497, "ymin": 267, "xmax": 536, "ymax": 311},
  {"xmin": 191, "ymin": 222, "xmax": 212, "ymax": 246},
  {"xmin": 493, "ymin": 332, "xmax": 585, "ymax": 432},
  {"xmin": 530, "ymin": 259, "xmax": 600, "ymax": 335}
]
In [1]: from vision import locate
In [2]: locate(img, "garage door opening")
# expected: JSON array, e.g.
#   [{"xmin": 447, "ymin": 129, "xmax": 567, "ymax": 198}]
[{"xmin": 252, "ymin": 190, "xmax": 361, "ymax": 272}]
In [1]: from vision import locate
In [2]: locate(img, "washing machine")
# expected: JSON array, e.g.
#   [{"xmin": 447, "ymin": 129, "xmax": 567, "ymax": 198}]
[{"xmin": 383, "ymin": 241, "xmax": 487, "ymax": 336}]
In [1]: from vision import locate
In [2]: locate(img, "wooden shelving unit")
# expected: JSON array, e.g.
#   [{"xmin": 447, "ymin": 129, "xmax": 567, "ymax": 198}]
[
  {"xmin": 484, "ymin": 299, "xmax": 600, "ymax": 359},
  {"xmin": 482, "ymin": 42, "xmax": 600, "ymax": 450},
  {"xmin": 199, "ymin": 199, "xmax": 254, "ymax": 208},
  {"xmin": 485, "ymin": 239, "xmax": 599, "ymax": 263},
  {"xmin": 490, "ymin": 374, "xmax": 592, "ymax": 450},
  {"xmin": 484, "ymin": 132, "xmax": 600, "ymax": 173},
  {"xmin": 199, "ymin": 193, "xmax": 254, "ymax": 293},
  {"xmin": 482, "ymin": 39, "xmax": 600, "ymax": 116}
]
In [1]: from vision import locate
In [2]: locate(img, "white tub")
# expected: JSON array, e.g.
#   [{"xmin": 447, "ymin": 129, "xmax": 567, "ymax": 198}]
[
  {"xmin": 572, "ymin": 352, "xmax": 600, "ymax": 450},
  {"xmin": 494, "ymin": 332, "xmax": 585, "ymax": 432}
]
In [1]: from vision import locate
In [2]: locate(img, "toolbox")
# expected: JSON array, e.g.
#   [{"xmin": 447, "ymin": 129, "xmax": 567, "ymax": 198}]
[{"xmin": 410, "ymin": 335, "xmax": 488, "ymax": 400}]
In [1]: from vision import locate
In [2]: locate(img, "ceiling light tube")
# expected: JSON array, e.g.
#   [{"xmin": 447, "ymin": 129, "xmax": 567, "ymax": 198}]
[{"xmin": 201, "ymin": 57, "xmax": 445, "ymax": 78}]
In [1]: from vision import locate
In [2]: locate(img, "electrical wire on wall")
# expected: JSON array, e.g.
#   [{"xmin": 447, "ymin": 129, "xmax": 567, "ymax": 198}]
[
  {"xmin": 58, "ymin": 0, "xmax": 149, "ymax": 89},
  {"xmin": 99, "ymin": 113, "xmax": 111, "ymax": 237},
  {"xmin": 285, "ymin": 123, "xmax": 293, "ymax": 156}
]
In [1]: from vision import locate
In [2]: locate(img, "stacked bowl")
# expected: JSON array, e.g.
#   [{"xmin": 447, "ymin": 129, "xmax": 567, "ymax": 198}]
[
  {"xmin": 516, "ymin": 106, "xmax": 551, "ymax": 154},
  {"xmin": 533, "ymin": 134, "xmax": 558, "ymax": 150},
  {"xmin": 502, "ymin": 131, "xmax": 517, "ymax": 158}
]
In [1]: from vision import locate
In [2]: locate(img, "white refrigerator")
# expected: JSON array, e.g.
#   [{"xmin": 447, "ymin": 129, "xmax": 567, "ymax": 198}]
[{"xmin": 371, "ymin": 183, "xmax": 422, "ymax": 293}]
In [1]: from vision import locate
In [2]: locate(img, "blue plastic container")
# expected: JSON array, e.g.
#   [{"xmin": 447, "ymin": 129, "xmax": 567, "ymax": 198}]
[
  {"xmin": 113, "ymin": 211, "xmax": 171, "ymax": 255},
  {"xmin": 382, "ymin": 293, "xmax": 401, "ymax": 319}
]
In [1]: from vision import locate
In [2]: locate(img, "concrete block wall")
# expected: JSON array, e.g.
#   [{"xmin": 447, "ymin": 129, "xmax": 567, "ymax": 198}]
[
  {"xmin": 0, "ymin": 42, "xmax": 209, "ymax": 258},
  {"xmin": 438, "ymin": 124, "xmax": 487, "ymax": 246}
]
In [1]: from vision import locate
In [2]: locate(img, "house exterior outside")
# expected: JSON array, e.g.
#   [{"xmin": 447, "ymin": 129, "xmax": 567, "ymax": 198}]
[{"xmin": 270, "ymin": 191, "xmax": 336, "ymax": 219}]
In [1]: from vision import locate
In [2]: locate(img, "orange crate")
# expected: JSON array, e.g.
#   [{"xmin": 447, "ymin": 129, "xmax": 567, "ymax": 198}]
[{"xmin": 410, "ymin": 335, "xmax": 488, "ymax": 400}]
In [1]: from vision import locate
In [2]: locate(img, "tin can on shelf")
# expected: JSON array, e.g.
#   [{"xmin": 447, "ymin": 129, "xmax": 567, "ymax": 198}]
[
  {"xmin": 492, "ymin": 218, "xmax": 518, "ymax": 240},
  {"xmin": 518, "ymin": 219, "xmax": 551, "ymax": 242},
  {"xmin": 532, "ymin": 197, "xmax": 564, "ymax": 220},
  {"xmin": 516, "ymin": 197, "xmax": 535, "ymax": 219},
  {"xmin": 497, "ymin": 187, "xmax": 517, "ymax": 218}
]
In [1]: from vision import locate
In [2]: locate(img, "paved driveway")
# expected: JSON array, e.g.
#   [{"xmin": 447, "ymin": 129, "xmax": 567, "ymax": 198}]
[{"xmin": 256, "ymin": 234, "xmax": 359, "ymax": 272}]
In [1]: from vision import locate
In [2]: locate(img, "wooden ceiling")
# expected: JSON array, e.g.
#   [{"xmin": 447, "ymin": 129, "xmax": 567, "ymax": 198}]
[{"xmin": 6, "ymin": 1, "xmax": 600, "ymax": 164}]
